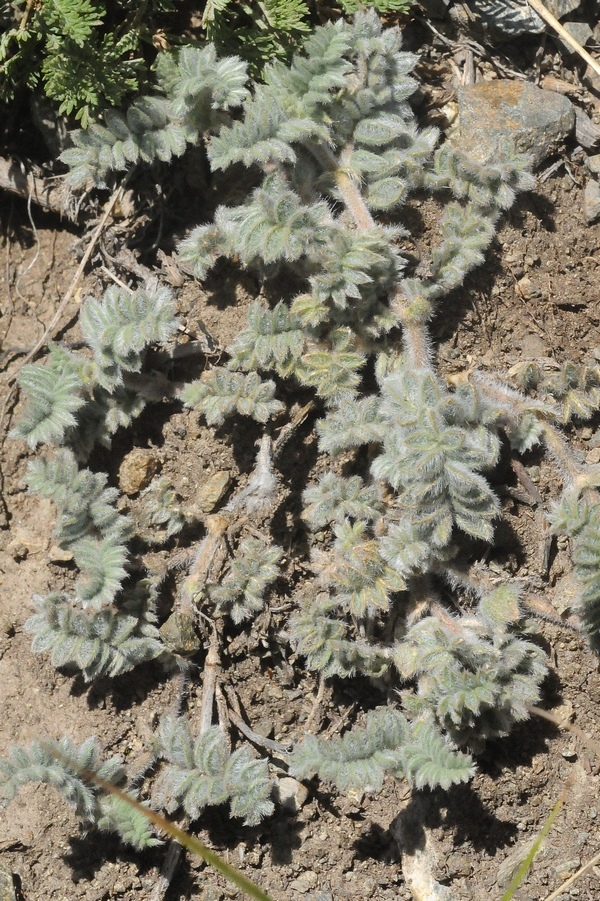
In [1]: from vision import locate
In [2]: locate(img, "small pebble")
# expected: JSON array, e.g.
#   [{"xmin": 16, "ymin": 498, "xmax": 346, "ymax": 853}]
[
  {"xmin": 289, "ymin": 871, "xmax": 318, "ymax": 893},
  {"xmin": 586, "ymin": 447, "xmax": 600, "ymax": 464},
  {"xmin": 587, "ymin": 153, "xmax": 600, "ymax": 175},
  {"xmin": 195, "ymin": 470, "xmax": 232, "ymax": 513},
  {"xmin": 47, "ymin": 545, "xmax": 74, "ymax": 563},
  {"xmin": 118, "ymin": 449, "xmax": 161, "ymax": 495},
  {"xmin": 560, "ymin": 746, "xmax": 578, "ymax": 760},
  {"xmin": 446, "ymin": 851, "xmax": 472, "ymax": 877},
  {"xmin": 584, "ymin": 180, "xmax": 600, "ymax": 224},
  {"xmin": 275, "ymin": 777, "xmax": 309, "ymax": 813},
  {"xmin": 554, "ymin": 857, "xmax": 581, "ymax": 877},
  {"xmin": 6, "ymin": 539, "xmax": 28, "ymax": 561},
  {"xmin": 517, "ymin": 276, "xmax": 533, "ymax": 298}
]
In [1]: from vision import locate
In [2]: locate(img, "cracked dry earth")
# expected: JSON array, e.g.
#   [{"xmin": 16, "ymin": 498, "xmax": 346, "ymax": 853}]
[{"xmin": 0, "ymin": 151, "xmax": 600, "ymax": 901}]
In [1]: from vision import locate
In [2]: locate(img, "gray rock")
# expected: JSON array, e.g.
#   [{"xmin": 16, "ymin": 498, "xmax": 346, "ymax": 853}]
[
  {"xmin": 455, "ymin": 0, "xmax": 545, "ymax": 39},
  {"xmin": 445, "ymin": 851, "xmax": 473, "ymax": 877},
  {"xmin": 274, "ymin": 776, "xmax": 309, "ymax": 812},
  {"xmin": 584, "ymin": 179, "xmax": 600, "ymax": 223},
  {"xmin": 586, "ymin": 153, "xmax": 600, "ymax": 175},
  {"xmin": 455, "ymin": 81, "xmax": 575, "ymax": 167},
  {"xmin": 545, "ymin": 0, "xmax": 581, "ymax": 17},
  {"xmin": 575, "ymin": 108, "xmax": 600, "ymax": 150},
  {"xmin": 553, "ymin": 21, "xmax": 593, "ymax": 53},
  {"xmin": 496, "ymin": 839, "xmax": 539, "ymax": 889},
  {"xmin": 289, "ymin": 871, "xmax": 319, "ymax": 893}
]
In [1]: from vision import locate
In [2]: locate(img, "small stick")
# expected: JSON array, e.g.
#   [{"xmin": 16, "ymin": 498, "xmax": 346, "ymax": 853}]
[
  {"xmin": 521, "ymin": 594, "xmax": 585, "ymax": 635},
  {"xmin": 511, "ymin": 458, "xmax": 544, "ymax": 507},
  {"xmin": 224, "ymin": 687, "xmax": 291, "ymax": 758},
  {"xmin": 215, "ymin": 682, "xmax": 231, "ymax": 744},
  {"xmin": 273, "ymin": 401, "xmax": 315, "ymax": 459},
  {"xmin": 151, "ymin": 627, "xmax": 222, "ymax": 901},
  {"xmin": 0, "ymin": 157, "xmax": 74, "ymax": 218},
  {"xmin": 526, "ymin": 0, "xmax": 600, "ymax": 78},
  {"xmin": 528, "ymin": 704, "xmax": 600, "ymax": 761},
  {"xmin": 8, "ymin": 172, "xmax": 132, "ymax": 386},
  {"xmin": 303, "ymin": 676, "xmax": 326, "ymax": 734},
  {"xmin": 543, "ymin": 847, "xmax": 600, "ymax": 901},
  {"xmin": 199, "ymin": 627, "xmax": 221, "ymax": 733}
]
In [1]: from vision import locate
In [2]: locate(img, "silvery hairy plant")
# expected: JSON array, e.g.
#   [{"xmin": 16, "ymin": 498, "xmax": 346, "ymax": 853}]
[{"xmin": 5, "ymin": 8, "xmax": 600, "ymax": 866}]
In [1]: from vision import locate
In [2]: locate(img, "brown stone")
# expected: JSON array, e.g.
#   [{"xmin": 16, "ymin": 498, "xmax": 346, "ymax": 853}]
[
  {"xmin": 455, "ymin": 81, "xmax": 575, "ymax": 167},
  {"xmin": 118, "ymin": 449, "xmax": 161, "ymax": 495}
]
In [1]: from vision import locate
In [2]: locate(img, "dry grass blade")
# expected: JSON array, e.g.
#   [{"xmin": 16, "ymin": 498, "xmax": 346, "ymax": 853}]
[
  {"xmin": 528, "ymin": 705, "xmax": 600, "ymax": 760},
  {"xmin": 526, "ymin": 0, "xmax": 600, "ymax": 77},
  {"xmin": 50, "ymin": 748, "xmax": 277, "ymax": 901},
  {"xmin": 543, "ymin": 846, "xmax": 600, "ymax": 900},
  {"xmin": 499, "ymin": 773, "xmax": 576, "ymax": 901}
]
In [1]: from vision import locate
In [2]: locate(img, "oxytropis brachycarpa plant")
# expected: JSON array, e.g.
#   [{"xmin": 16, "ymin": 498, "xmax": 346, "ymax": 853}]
[{"xmin": 4, "ymin": 8, "xmax": 600, "ymax": 883}]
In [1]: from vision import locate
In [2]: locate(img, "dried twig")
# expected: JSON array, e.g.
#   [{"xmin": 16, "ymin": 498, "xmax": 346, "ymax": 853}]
[
  {"xmin": 526, "ymin": 0, "xmax": 600, "ymax": 78},
  {"xmin": 303, "ymin": 676, "xmax": 326, "ymax": 734},
  {"xmin": 0, "ymin": 157, "xmax": 74, "ymax": 219},
  {"xmin": 7, "ymin": 173, "xmax": 132, "ymax": 386},
  {"xmin": 151, "ymin": 627, "xmax": 222, "ymax": 901},
  {"xmin": 528, "ymin": 704, "xmax": 600, "ymax": 760},
  {"xmin": 543, "ymin": 847, "xmax": 600, "ymax": 900},
  {"xmin": 224, "ymin": 686, "xmax": 291, "ymax": 758}
]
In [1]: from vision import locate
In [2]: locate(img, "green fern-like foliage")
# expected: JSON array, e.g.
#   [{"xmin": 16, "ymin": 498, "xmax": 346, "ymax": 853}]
[
  {"xmin": 203, "ymin": 0, "xmax": 312, "ymax": 79},
  {"xmin": 139, "ymin": 478, "xmax": 192, "ymax": 542},
  {"xmin": 12, "ymin": 280, "xmax": 177, "ymax": 457},
  {"xmin": 552, "ymin": 492, "xmax": 600, "ymax": 647},
  {"xmin": 0, "ymin": 0, "xmax": 164, "ymax": 125},
  {"xmin": 227, "ymin": 301, "xmax": 306, "ymax": 377},
  {"xmin": 302, "ymin": 474, "xmax": 384, "ymax": 530},
  {"xmin": 26, "ymin": 449, "xmax": 130, "ymax": 547},
  {"xmin": 0, "ymin": 737, "xmax": 158, "ymax": 849},
  {"xmin": 396, "ymin": 588, "xmax": 547, "ymax": 751},
  {"xmin": 10, "ymin": 345, "xmax": 89, "ymax": 450},
  {"xmin": 290, "ymin": 707, "xmax": 475, "ymax": 793},
  {"xmin": 22, "ymin": 449, "xmax": 166, "ymax": 677},
  {"xmin": 13, "ymin": 294, "xmax": 175, "ymax": 674},
  {"xmin": 33, "ymin": 10, "xmax": 552, "ymax": 817},
  {"xmin": 182, "ymin": 368, "xmax": 284, "ymax": 426},
  {"xmin": 210, "ymin": 537, "xmax": 283, "ymax": 623},
  {"xmin": 61, "ymin": 44, "xmax": 249, "ymax": 188},
  {"xmin": 26, "ymin": 450, "xmax": 132, "ymax": 609},
  {"xmin": 373, "ymin": 367, "xmax": 501, "ymax": 547},
  {"xmin": 289, "ymin": 593, "xmax": 391, "ymax": 678},
  {"xmin": 153, "ymin": 715, "xmax": 274, "ymax": 826},
  {"xmin": 25, "ymin": 588, "xmax": 164, "ymax": 681},
  {"xmin": 513, "ymin": 360, "xmax": 600, "ymax": 425},
  {"xmin": 80, "ymin": 280, "xmax": 177, "ymax": 389},
  {"xmin": 313, "ymin": 520, "xmax": 405, "ymax": 617}
]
